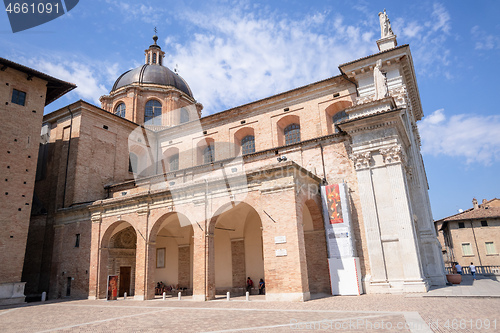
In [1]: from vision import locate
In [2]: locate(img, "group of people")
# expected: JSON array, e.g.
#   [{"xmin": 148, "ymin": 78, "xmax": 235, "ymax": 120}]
[
  {"xmin": 451, "ymin": 262, "xmax": 477, "ymax": 280},
  {"xmin": 246, "ymin": 277, "xmax": 265, "ymax": 295},
  {"xmin": 155, "ymin": 282, "xmax": 182, "ymax": 295}
]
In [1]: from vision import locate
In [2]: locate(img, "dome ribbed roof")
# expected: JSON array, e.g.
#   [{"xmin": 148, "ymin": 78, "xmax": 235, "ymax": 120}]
[{"xmin": 111, "ymin": 64, "xmax": 193, "ymax": 98}]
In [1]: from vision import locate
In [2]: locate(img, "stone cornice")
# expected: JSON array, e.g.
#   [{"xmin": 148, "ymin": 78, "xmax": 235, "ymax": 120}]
[
  {"xmin": 43, "ymin": 99, "xmax": 140, "ymax": 130},
  {"xmin": 338, "ymin": 107, "xmax": 410, "ymax": 149},
  {"xmin": 90, "ymin": 161, "xmax": 321, "ymax": 213},
  {"xmin": 101, "ymin": 83, "xmax": 196, "ymax": 104}
]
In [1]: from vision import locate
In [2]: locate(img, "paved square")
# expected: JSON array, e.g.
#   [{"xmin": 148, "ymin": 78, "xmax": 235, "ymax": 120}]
[{"xmin": 1, "ymin": 292, "xmax": 500, "ymax": 333}]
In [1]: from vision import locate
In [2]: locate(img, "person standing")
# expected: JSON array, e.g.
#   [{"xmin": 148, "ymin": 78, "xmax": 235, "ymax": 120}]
[
  {"xmin": 456, "ymin": 262, "xmax": 462, "ymax": 275},
  {"xmin": 470, "ymin": 262, "xmax": 476, "ymax": 280}
]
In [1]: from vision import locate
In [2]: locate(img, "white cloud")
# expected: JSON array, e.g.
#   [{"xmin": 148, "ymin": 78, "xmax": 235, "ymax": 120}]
[
  {"xmin": 471, "ymin": 25, "xmax": 500, "ymax": 50},
  {"xmin": 402, "ymin": 21, "xmax": 423, "ymax": 38},
  {"xmin": 104, "ymin": 0, "xmax": 165, "ymax": 24},
  {"xmin": 419, "ymin": 109, "xmax": 500, "ymax": 165},
  {"xmin": 27, "ymin": 58, "xmax": 109, "ymax": 104},
  {"xmin": 163, "ymin": 6, "xmax": 375, "ymax": 114},
  {"xmin": 430, "ymin": 3, "xmax": 451, "ymax": 34},
  {"xmin": 392, "ymin": 3, "xmax": 452, "ymax": 77}
]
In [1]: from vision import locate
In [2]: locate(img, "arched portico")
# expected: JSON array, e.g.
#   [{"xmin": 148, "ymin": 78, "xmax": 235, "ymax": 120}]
[
  {"xmin": 148, "ymin": 212, "xmax": 194, "ymax": 297},
  {"xmin": 206, "ymin": 202, "xmax": 265, "ymax": 298},
  {"xmin": 94, "ymin": 220, "xmax": 137, "ymax": 299},
  {"xmin": 303, "ymin": 199, "xmax": 331, "ymax": 294}
]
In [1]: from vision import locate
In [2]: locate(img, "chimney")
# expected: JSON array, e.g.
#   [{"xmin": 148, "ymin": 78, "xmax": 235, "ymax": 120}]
[{"xmin": 472, "ymin": 198, "xmax": 478, "ymax": 209}]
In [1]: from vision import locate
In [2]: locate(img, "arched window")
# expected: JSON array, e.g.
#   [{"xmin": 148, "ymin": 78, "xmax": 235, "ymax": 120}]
[
  {"xmin": 332, "ymin": 111, "xmax": 348, "ymax": 133},
  {"xmin": 144, "ymin": 100, "xmax": 162, "ymax": 125},
  {"xmin": 152, "ymin": 53, "xmax": 157, "ymax": 64},
  {"xmin": 114, "ymin": 103, "xmax": 126, "ymax": 118},
  {"xmin": 284, "ymin": 123, "xmax": 300, "ymax": 145},
  {"xmin": 241, "ymin": 135, "xmax": 255, "ymax": 155},
  {"xmin": 180, "ymin": 108, "xmax": 189, "ymax": 124},
  {"xmin": 203, "ymin": 144, "xmax": 215, "ymax": 164},
  {"xmin": 169, "ymin": 154, "xmax": 179, "ymax": 171}
]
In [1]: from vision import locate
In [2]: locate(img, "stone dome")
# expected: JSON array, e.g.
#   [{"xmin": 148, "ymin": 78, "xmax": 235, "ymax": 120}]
[{"xmin": 111, "ymin": 64, "xmax": 193, "ymax": 98}]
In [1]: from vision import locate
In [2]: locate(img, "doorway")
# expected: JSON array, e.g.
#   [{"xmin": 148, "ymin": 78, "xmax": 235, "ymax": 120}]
[
  {"xmin": 119, "ymin": 266, "xmax": 131, "ymax": 297},
  {"xmin": 66, "ymin": 277, "xmax": 71, "ymax": 296}
]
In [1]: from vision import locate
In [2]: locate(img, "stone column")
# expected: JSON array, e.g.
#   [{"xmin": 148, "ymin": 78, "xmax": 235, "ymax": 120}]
[
  {"xmin": 205, "ymin": 231, "xmax": 216, "ymax": 300},
  {"xmin": 192, "ymin": 221, "xmax": 208, "ymax": 301},
  {"xmin": 134, "ymin": 204, "xmax": 150, "ymax": 300},
  {"xmin": 231, "ymin": 239, "xmax": 246, "ymax": 290},
  {"xmin": 88, "ymin": 212, "xmax": 102, "ymax": 300},
  {"xmin": 178, "ymin": 245, "xmax": 190, "ymax": 288},
  {"xmin": 351, "ymin": 152, "xmax": 389, "ymax": 285},
  {"xmin": 261, "ymin": 184, "xmax": 310, "ymax": 301},
  {"xmin": 381, "ymin": 146, "xmax": 425, "ymax": 282},
  {"xmin": 351, "ymin": 144, "xmax": 429, "ymax": 293}
]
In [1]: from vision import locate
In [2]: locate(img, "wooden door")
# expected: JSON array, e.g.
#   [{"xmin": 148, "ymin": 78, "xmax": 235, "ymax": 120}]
[{"xmin": 119, "ymin": 266, "xmax": 131, "ymax": 297}]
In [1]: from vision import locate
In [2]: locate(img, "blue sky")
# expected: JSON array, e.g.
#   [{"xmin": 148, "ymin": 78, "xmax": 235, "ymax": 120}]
[{"xmin": 1, "ymin": 0, "xmax": 499, "ymax": 219}]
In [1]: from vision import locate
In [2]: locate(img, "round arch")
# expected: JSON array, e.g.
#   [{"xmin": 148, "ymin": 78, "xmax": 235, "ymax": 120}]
[
  {"xmin": 99, "ymin": 220, "xmax": 138, "ymax": 299},
  {"xmin": 208, "ymin": 202, "xmax": 265, "ymax": 296},
  {"xmin": 144, "ymin": 99, "xmax": 163, "ymax": 125},
  {"xmin": 325, "ymin": 100, "xmax": 352, "ymax": 134},
  {"xmin": 113, "ymin": 101, "xmax": 126, "ymax": 118},
  {"xmin": 233, "ymin": 127, "xmax": 256, "ymax": 156},
  {"xmin": 149, "ymin": 212, "xmax": 195, "ymax": 295},
  {"xmin": 276, "ymin": 114, "xmax": 301, "ymax": 146},
  {"xmin": 302, "ymin": 199, "xmax": 331, "ymax": 294}
]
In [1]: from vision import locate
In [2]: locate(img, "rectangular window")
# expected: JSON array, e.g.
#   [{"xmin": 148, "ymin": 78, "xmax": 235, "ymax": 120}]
[
  {"xmin": 461, "ymin": 243, "xmax": 473, "ymax": 256},
  {"xmin": 481, "ymin": 220, "xmax": 488, "ymax": 227},
  {"xmin": 11, "ymin": 89, "xmax": 26, "ymax": 106},
  {"xmin": 486, "ymin": 242, "xmax": 496, "ymax": 255},
  {"xmin": 75, "ymin": 234, "xmax": 80, "ymax": 248},
  {"xmin": 458, "ymin": 222, "xmax": 465, "ymax": 228}
]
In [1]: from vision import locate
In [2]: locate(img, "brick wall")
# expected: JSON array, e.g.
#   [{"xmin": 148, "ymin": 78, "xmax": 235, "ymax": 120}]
[{"xmin": 0, "ymin": 67, "xmax": 46, "ymax": 285}]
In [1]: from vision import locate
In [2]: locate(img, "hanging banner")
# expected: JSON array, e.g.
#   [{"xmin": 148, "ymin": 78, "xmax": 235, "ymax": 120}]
[
  {"xmin": 321, "ymin": 183, "xmax": 355, "ymax": 259},
  {"xmin": 107, "ymin": 275, "xmax": 118, "ymax": 300},
  {"xmin": 325, "ymin": 183, "xmax": 344, "ymax": 224}
]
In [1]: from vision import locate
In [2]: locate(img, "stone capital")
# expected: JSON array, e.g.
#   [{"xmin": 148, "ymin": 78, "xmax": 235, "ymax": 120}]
[
  {"xmin": 379, "ymin": 145, "xmax": 405, "ymax": 165},
  {"xmin": 351, "ymin": 151, "xmax": 372, "ymax": 170},
  {"xmin": 137, "ymin": 203, "xmax": 150, "ymax": 216},
  {"xmin": 91, "ymin": 212, "xmax": 102, "ymax": 224}
]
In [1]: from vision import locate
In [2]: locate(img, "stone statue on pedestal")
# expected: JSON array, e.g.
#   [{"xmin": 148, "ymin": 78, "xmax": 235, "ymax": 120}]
[
  {"xmin": 378, "ymin": 9, "xmax": 394, "ymax": 38},
  {"xmin": 374, "ymin": 59, "xmax": 388, "ymax": 99}
]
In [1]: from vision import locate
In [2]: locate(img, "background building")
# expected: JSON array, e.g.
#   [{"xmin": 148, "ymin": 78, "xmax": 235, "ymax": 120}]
[
  {"xmin": 0, "ymin": 58, "xmax": 75, "ymax": 304},
  {"xmin": 24, "ymin": 12, "xmax": 446, "ymax": 301},
  {"xmin": 435, "ymin": 198, "xmax": 500, "ymax": 274}
]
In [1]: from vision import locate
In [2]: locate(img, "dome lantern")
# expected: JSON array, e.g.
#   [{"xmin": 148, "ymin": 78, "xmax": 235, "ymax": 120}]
[{"xmin": 145, "ymin": 30, "xmax": 165, "ymax": 66}]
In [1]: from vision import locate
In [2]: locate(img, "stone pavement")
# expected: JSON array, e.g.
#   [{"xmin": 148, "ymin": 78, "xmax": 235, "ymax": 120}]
[
  {"xmin": 1, "ymin": 277, "xmax": 499, "ymax": 333},
  {"xmin": 422, "ymin": 274, "xmax": 500, "ymax": 297}
]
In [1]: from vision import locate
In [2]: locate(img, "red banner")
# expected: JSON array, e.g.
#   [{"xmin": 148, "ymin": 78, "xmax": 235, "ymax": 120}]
[
  {"xmin": 325, "ymin": 184, "xmax": 343, "ymax": 224},
  {"xmin": 107, "ymin": 275, "xmax": 118, "ymax": 300}
]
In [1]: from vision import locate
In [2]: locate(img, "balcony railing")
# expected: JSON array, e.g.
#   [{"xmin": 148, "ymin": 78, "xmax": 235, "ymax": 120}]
[{"xmin": 445, "ymin": 265, "xmax": 500, "ymax": 275}]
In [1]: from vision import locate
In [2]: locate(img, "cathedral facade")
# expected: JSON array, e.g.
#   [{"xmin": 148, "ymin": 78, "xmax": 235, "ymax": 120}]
[{"xmin": 25, "ymin": 13, "xmax": 446, "ymax": 301}]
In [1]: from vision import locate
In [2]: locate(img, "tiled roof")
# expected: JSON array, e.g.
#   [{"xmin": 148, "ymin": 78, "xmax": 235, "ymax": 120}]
[
  {"xmin": 437, "ymin": 204, "xmax": 500, "ymax": 222},
  {"xmin": 0, "ymin": 57, "xmax": 76, "ymax": 106}
]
